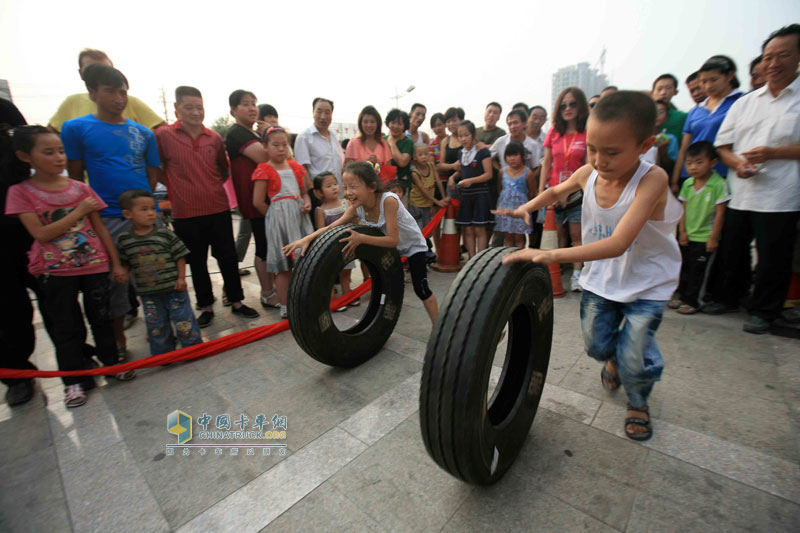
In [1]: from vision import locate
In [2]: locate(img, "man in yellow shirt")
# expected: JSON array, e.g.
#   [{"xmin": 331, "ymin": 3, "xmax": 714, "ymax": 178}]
[{"xmin": 49, "ymin": 48, "xmax": 164, "ymax": 132}]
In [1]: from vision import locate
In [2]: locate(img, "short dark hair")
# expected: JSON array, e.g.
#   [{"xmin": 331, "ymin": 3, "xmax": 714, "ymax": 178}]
[
  {"xmin": 749, "ymin": 56, "xmax": 763, "ymax": 75},
  {"xmin": 486, "ymin": 102, "xmax": 502, "ymax": 112},
  {"xmin": 652, "ymin": 74, "xmax": 678, "ymax": 90},
  {"xmin": 385, "ymin": 108, "xmax": 410, "ymax": 130},
  {"xmin": 700, "ymin": 55, "xmax": 740, "ymax": 89},
  {"xmin": 444, "ymin": 107, "xmax": 465, "ymax": 122},
  {"xmin": 386, "ymin": 179, "xmax": 404, "ymax": 191},
  {"xmin": 78, "ymin": 48, "xmax": 111, "ymax": 69},
  {"xmin": 591, "ymin": 90, "xmax": 656, "ymax": 143},
  {"xmin": 119, "ymin": 189, "xmax": 154, "ymax": 210},
  {"xmin": 312, "ymin": 171, "xmax": 337, "ymax": 191},
  {"xmin": 507, "ymin": 109, "xmax": 528, "ymax": 124},
  {"xmin": 344, "ymin": 161, "xmax": 384, "ymax": 193},
  {"xmin": 229, "ymin": 89, "xmax": 256, "ymax": 109},
  {"xmin": 83, "ymin": 64, "xmax": 129, "ymax": 91},
  {"xmin": 529, "ymin": 105, "xmax": 547, "ymax": 117},
  {"xmin": 429, "ymin": 112, "xmax": 445, "ymax": 128},
  {"xmin": 762, "ymin": 23, "xmax": 800, "ymax": 52},
  {"xmin": 410, "ymin": 103, "xmax": 426, "ymax": 113},
  {"xmin": 554, "ymin": 87, "xmax": 589, "ymax": 135},
  {"xmin": 312, "ymin": 97, "xmax": 334, "ymax": 112},
  {"xmin": 686, "ymin": 71, "xmax": 700, "ymax": 84},
  {"xmin": 175, "ymin": 86, "xmax": 202, "ymax": 103},
  {"xmin": 686, "ymin": 141, "xmax": 719, "ymax": 160},
  {"xmin": 511, "ymin": 102, "xmax": 529, "ymax": 112},
  {"xmin": 258, "ymin": 104, "xmax": 278, "ymax": 120},
  {"xmin": 504, "ymin": 140, "xmax": 526, "ymax": 161},
  {"xmin": 357, "ymin": 105, "xmax": 383, "ymax": 142},
  {"xmin": 12, "ymin": 125, "xmax": 52, "ymax": 154}
]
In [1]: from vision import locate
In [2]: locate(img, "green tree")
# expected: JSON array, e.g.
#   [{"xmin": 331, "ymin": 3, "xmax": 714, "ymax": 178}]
[{"xmin": 211, "ymin": 115, "xmax": 233, "ymax": 139}]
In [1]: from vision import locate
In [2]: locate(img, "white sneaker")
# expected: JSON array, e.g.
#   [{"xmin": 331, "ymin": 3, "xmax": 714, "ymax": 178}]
[
  {"xmin": 571, "ymin": 270, "xmax": 582, "ymax": 292},
  {"xmin": 64, "ymin": 384, "xmax": 87, "ymax": 408},
  {"xmin": 280, "ymin": 305, "xmax": 288, "ymax": 319}
]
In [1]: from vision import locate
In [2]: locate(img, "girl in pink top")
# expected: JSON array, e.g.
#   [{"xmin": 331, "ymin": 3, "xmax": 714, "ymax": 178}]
[
  {"xmin": 540, "ymin": 87, "xmax": 590, "ymax": 290},
  {"xmin": 344, "ymin": 105, "xmax": 393, "ymax": 169},
  {"xmin": 5, "ymin": 126, "xmax": 134, "ymax": 408}
]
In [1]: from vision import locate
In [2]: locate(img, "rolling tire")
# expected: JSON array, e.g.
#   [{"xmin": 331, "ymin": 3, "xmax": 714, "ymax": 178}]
[
  {"xmin": 420, "ymin": 246, "xmax": 553, "ymax": 485},
  {"xmin": 287, "ymin": 224, "xmax": 404, "ymax": 367}
]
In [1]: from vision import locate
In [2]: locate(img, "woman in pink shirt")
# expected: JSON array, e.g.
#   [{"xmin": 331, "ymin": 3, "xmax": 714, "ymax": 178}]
[
  {"xmin": 344, "ymin": 105, "xmax": 393, "ymax": 169},
  {"xmin": 539, "ymin": 87, "xmax": 589, "ymax": 292}
]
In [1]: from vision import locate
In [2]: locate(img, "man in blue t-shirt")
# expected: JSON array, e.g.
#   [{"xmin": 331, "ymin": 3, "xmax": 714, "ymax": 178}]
[{"xmin": 62, "ymin": 64, "xmax": 161, "ymax": 358}]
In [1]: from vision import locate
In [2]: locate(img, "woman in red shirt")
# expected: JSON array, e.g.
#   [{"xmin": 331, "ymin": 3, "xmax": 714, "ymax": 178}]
[{"xmin": 539, "ymin": 87, "xmax": 589, "ymax": 292}]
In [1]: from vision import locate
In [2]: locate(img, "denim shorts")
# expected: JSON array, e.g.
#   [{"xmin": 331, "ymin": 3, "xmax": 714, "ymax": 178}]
[
  {"xmin": 579, "ymin": 290, "xmax": 667, "ymax": 409},
  {"xmin": 555, "ymin": 204, "xmax": 582, "ymax": 224}
]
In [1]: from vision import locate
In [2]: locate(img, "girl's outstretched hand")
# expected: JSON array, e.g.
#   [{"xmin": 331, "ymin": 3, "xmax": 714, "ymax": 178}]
[
  {"xmin": 339, "ymin": 230, "xmax": 365, "ymax": 259},
  {"xmin": 502, "ymin": 248, "xmax": 555, "ymax": 265},
  {"xmin": 283, "ymin": 237, "xmax": 310, "ymax": 258}
]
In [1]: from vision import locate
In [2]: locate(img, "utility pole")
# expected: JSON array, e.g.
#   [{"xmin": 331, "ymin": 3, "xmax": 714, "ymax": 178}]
[{"xmin": 160, "ymin": 87, "xmax": 169, "ymax": 124}]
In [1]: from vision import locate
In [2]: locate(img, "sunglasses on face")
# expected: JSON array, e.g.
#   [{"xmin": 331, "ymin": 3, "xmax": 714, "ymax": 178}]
[{"xmin": 559, "ymin": 101, "xmax": 578, "ymax": 111}]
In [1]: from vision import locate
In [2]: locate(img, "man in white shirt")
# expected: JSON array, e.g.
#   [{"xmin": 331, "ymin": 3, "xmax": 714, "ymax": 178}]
[
  {"xmin": 294, "ymin": 97, "xmax": 343, "ymax": 193},
  {"xmin": 704, "ymin": 24, "xmax": 800, "ymax": 333}
]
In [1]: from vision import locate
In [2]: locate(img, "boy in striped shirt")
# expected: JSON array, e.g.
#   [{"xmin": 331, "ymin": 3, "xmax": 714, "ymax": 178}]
[{"xmin": 117, "ymin": 189, "xmax": 202, "ymax": 355}]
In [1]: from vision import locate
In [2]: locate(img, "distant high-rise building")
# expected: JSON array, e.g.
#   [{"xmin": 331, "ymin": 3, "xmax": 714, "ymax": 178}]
[
  {"xmin": 0, "ymin": 80, "xmax": 11, "ymax": 101},
  {"xmin": 551, "ymin": 62, "xmax": 609, "ymax": 108}
]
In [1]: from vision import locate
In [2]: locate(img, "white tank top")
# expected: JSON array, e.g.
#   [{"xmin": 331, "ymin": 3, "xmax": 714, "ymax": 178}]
[
  {"xmin": 580, "ymin": 161, "xmax": 682, "ymax": 302},
  {"xmin": 356, "ymin": 192, "xmax": 428, "ymax": 257}
]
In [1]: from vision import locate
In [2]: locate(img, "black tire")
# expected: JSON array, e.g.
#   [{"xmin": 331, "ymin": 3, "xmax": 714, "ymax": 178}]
[
  {"xmin": 419, "ymin": 246, "xmax": 553, "ymax": 485},
  {"xmin": 287, "ymin": 224, "xmax": 404, "ymax": 367}
]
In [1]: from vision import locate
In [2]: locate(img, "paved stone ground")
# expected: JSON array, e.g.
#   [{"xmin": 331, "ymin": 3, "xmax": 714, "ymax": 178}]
[{"xmin": 1, "ymin": 219, "xmax": 799, "ymax": 532}]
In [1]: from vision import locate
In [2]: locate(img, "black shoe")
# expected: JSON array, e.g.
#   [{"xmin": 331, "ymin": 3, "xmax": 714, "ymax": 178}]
[
  {"xmin": 6, "ymin": 380, "xmax": 34, "ymax": 406},
  {"xmin": 231, "ymin": 303, "xmax": 259, "ymax": 319},
  {"xmin": 197, "ymin": 311, "xmax": 214, "ymax": 328}
]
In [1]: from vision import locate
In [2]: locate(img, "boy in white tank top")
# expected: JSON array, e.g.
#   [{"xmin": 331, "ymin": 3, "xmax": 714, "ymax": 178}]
[{"xmin": 495, "ymin": 91, "xmax": 682, "ymax": 441}]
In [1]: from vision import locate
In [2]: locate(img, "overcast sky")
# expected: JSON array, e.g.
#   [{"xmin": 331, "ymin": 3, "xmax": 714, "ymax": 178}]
[{"xmin": 2, "ymin": 0, "xmax": 797, "ymax": 134}]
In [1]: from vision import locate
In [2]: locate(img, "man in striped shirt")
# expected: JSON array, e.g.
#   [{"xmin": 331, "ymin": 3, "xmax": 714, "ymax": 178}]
[{"xmin": 156, "ymin": 86, "xmax": 259, "ymax": 328}]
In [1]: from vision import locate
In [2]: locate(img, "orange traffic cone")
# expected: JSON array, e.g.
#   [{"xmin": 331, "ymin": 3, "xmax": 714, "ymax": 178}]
[
  {"xmin": 433, "ymin": 200, "xmax": 462, "ymax": 273},
  {"xmin": 540, "ymin": 206, "xmax": 566, "ymax": 298}
]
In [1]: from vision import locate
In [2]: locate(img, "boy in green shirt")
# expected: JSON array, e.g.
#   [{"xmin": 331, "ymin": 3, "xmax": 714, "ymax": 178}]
[
  {"xmin": 117, "ymin": 189, "xmax": 202, "ymax": 355},
  {"xmin": 652, "ymin": 74, "xmax": 687, "ymax": 140},
  {"xmin": 670, "ymin": 142, "xmax": 729, "ymax": 314}
]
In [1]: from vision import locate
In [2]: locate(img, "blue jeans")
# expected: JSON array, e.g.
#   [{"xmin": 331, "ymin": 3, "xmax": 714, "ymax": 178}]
[
  {"xmin": 580, "ymin": 290, "xmax": 666, "ymax": 409},
  {"xmin": 142, "ymin": 291, "xmax": 202, "ymax": 355}
]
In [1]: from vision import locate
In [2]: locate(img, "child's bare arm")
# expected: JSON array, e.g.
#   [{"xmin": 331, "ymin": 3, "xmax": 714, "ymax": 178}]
[
  {"xmin": 314, "ymin": 207, "xmax": 326, "ymax": 229},
  {"xmin": 460, "ymin": 157, "xmax": 493, "ymax": 187},
  {"xmin": 18, "ymin": 197, "xmax": 98, "ymax": 243},
  {"xmin": 495, "ymin": 164, "xmax": 590, "ymax": 225},
  {"xmin": 90, "ymin": 211, "xmax": 128, "ymax": 282},
  {"xmin": 340, "ymin": 197, "xmax": 400, "ymax": 257},
  {"xmin": 708, "ymin": 202, "xmax": 727, "ymax": 252},
  {"xmin": 283, "ymin": 205, "xmax": 358, "ymax": 257},
  {"xmin": 252, "ymin": 180, "xmax": 269, "ymax": 215},
  {"xmin": 678, "ymin": 206, "xmax": 689, "ymax": 246},
  {"xmin": 174, "ymin": 257, "xmax": 187, "ymax": 291},
  {"xmin": 504, "ymin": 167, "xmax": 669, "ymax": 265}
]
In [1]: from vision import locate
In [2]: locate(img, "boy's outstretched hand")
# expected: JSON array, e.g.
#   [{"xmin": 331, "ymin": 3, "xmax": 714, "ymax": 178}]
[
  {"xmin": 491, "ymin": 207, "xmax": 531, "ymax": 227},
  {"xmin": 502, "ymin": 248, "xmax": 555, "ymax": 265}
]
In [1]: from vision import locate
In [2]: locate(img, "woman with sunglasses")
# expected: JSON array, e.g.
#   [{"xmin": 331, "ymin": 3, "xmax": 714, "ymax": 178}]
[
  {"xmin": 539, "ymin": 87, "xmax": 590, "ymax": 292},
  {"xmin": 670, "ymin": 55, "xmax": 743, "ymax": 195}
]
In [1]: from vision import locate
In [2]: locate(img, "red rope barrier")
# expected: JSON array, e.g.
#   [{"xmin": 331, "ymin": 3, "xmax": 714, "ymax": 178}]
[{"xmin": 0, "ymin": 207, "xmax": 446, "ymax": 379}]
